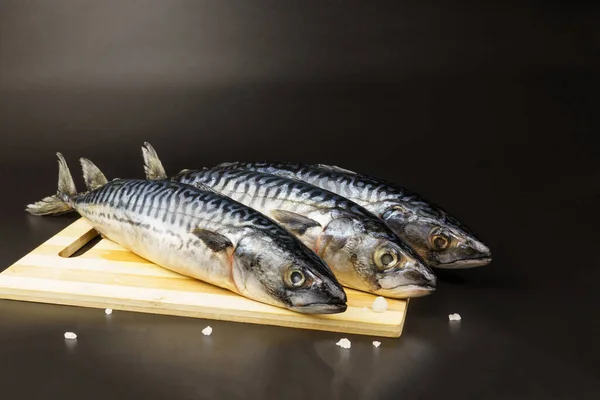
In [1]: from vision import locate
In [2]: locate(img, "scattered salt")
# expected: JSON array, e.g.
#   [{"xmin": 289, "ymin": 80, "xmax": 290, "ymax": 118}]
[
  {"xmin": 64, "ymin": 332, "xmax": 77, "ymax": 340},
  {"xmin": 372, "ymin": 296, "xmax": 388, "ymax": 313},
  {"xmin": 361, "ymin": 307, "xmax": 369, "ymax": 313},
  {"xmin": 336, "ymin": 338, "xmax": 351, "ymax": 349},
  {"xmin": 105, "ymin": 308, "xmax": 113, "ymax": 315},
  {"xmin": 448, "ymin": 313, "xmax": 462, "ymax": 321},
  {"xmin": 373, "ymin": 341, "xmax": 381, "ymax": 348},
  {"xmin": 202, "ymin": 326, "xmax": 213, "ymax": 336}
]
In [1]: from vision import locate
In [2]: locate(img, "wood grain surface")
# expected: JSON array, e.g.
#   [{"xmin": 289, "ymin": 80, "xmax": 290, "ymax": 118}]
[{"xmin": 0, "ymin": 218, "xmax": 409, "ymax": 337}]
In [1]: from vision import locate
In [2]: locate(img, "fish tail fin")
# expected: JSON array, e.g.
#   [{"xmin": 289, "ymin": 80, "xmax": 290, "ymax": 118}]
[
  {"xmin": 142, "ymin": 141, "xmax": 168, "ymax": 180},
  {"xmin": 25, "ymin": 152, "xmax": 77, "ymax": 216},
  {"xmin": 80, "ymin": 157, "xmax": 109, "ymax": 191}
]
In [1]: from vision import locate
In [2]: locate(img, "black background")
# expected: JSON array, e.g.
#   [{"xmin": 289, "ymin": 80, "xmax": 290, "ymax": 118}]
[{"xmin": 1, "ymin": 1, "xmax": 599, "ymax": 399}]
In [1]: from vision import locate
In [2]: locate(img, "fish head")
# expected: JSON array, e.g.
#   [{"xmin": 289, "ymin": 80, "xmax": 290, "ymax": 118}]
[
  {"xmin": 382, "ymin": 205, "xmax": 492, "ymax": 269},
  {"xmin": 319, "ymin": 214, "xmax": 437, "ymax": 298},
  {"xmin": 232, "ymin": 232, "xmax": 347, "ymax": 314}
]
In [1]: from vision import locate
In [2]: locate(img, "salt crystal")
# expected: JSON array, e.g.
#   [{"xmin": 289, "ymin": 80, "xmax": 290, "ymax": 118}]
[
  {"xmin": 448, "ymin": 313, "xmax": 462, "ymax": 321},
  {"xmin": 336, "ymin": 338, "xmax": 351, "ymax": 349},
  {"xmin": 371, "ymin": 296, "xmax": 388, "ymax": 313},
  {"xmin": 64, "ymin": 332, "xmax": 77, "ymax": 340},
  {"xmin": 373, "ymin": 341, "xmax": 381, "ymax": 348},
  {"xmin": 361, "ymin": 307, "xmax": 368, "ymax": 313},
  {"xmin": 105, "ymin": 308, "xmax": 113, "ymax": 315},
  {"xmin": 202, "ymin": 326, "xmax": 212, "ymax": 336}
]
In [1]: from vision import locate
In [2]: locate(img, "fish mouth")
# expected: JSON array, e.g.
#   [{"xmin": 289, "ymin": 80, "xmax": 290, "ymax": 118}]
[
  {"xmin": 376, "ymin": 284, "xmax": 436, "ymax": 299},
  {"xmin": 292, "ymin": 302, "xmax": 348, "ymax": 314},
  {"xmin": 436, "ymin": 257, "xmax": 492, "ymax": 269}
]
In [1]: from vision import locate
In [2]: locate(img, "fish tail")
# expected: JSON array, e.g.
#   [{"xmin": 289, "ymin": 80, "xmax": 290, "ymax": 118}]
[
  {"xmin": 25, "ymin": 152, "xmax": 77, "ymax": 216},
  {"xmin": 141, "ymin": 141, "xmax": 168, "ymax": 180},
  {"xmin": 80, "ymin": 157, "xmax": 108, "ymax": 191}
]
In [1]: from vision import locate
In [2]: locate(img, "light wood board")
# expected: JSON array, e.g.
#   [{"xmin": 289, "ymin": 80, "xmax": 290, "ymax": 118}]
[{"xmin": 0, "ymin": 218, "xmax": 409, "ymax": 338}]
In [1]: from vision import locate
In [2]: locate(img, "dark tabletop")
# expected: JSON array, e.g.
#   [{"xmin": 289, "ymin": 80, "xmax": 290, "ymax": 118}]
[{"xmin": 1, "ymin": 1, "xmax": 599, "ymax": 399}]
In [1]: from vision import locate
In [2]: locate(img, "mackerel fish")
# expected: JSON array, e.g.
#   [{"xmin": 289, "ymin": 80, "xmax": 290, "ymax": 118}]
[
  {"xmin": 212, "ymin": 162, "xmax": 492, "ymax": 269},
  {"xmin": 142, "ymin": 143, "xmax": 437, "ymax": 298},
  {"xmin": 25, "ymin": 153, "xmax": 348, "ymax": 314}
]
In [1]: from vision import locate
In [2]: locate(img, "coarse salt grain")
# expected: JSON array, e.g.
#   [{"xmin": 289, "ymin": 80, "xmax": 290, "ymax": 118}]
[
  {"xmin": 373, "ymin": 341, "xmax": 381, "ymax": 348},
  {"xmin": 371, "ymin": 296, "xmax": 388, "ymax": 313},
  {"xmin": 202, "ymin": 326, "xmax": 212, "ymax": 336},
  {"xmin": 105, "ymin": 308, "xmax": 113, "ymax": 315},
  {"xmin": 361, "ymin": 307, "xmax": 369, "ymax": 313},
  {"xmin": 336, "ymin": 338, "xmax": 351, "ymax": 349},
  {"xmin": 64, "ymin": 332, "xmax": 77, "ymax": 340},
  {"xmin": 448, "ymin": 313, "xmax": 462, "ymax": 321}
]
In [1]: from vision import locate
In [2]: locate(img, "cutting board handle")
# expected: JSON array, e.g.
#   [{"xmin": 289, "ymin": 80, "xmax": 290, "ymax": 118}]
[{"xmin": 58, "ymin": 227, "xmax": 99, "ymax": 258}]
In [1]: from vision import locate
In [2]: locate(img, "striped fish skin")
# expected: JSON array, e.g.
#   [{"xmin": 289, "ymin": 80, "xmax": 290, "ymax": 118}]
[
  {"xmin": 215, "ymin": 162, "xmax": 492, "ymax": 269},
  {"xmin": 169, "ymin": 168, "xmax": 437, "ymax": 299},
  {"xmin": 27, "ymin": 158, "xmax": 347, "ymax": 314}
]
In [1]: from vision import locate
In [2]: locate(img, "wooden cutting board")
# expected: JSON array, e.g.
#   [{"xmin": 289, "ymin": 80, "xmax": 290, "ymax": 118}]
[{"xmin": 0, "ymin": 218, "xmax": 409, "ymax": 338}]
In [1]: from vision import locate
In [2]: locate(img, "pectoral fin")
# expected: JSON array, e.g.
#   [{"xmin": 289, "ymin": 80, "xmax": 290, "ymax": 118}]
[
  {"xmin": 192, "ymin": 228, "xmax": 234, "ymax": 252},
  {"xmin": 270, "ymin": 210, "xmax": 321, "ymax": 235},
  {"xmin": 382, "ymin": 204, "xmax": 413, "ymax": 219}
]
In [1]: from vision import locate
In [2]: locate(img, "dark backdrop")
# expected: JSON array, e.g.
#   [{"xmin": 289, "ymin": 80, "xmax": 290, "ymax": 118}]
[{"xmin": 1, "ymin": 1, "xmax": 599, "ymax": 399}]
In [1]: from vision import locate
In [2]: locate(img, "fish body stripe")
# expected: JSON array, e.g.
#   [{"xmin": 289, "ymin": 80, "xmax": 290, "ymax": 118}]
[
  {"xmin": 213, "ymin": 161, "xmax": 470, "ymax": 230},
  {"xmin": 70, "ymin": 179, "xmax": 328, "ymax": 266},
  {"xmin": 172, "ymin": 169, "xmax": 388, "ymax": 231}
]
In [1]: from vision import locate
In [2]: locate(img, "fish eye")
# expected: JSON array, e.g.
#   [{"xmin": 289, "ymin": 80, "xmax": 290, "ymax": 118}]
[
  {"xmin": 381, "ymin": 253, "xmax": 394, "ymax": 265},
  {"xmin": 374, "ymin": 247, "xmax": 400, "ymax": 270},
  {"xmin": 429, "ymin": 228, "xmax": 450, "ymax": 251},
  {"xmin": 285, "ymin": 268, "xmax": 306, "ymax": 288}
]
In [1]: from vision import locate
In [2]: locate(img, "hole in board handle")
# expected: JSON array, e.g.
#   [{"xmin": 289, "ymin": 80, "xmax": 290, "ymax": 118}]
[{"xmin": 58, "ymin": 228, "xmax": 101, "ymax": 258}]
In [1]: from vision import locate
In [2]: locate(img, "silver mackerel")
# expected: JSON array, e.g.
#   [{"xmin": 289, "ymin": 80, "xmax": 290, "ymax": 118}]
[
  {"xmin": 25, "ymin": 153, "xmax": 347, "ymax": 314},
  {"xmin": 142, "ymin": 143, "xmax": 437, "ymax": 298},
  {"xmin": 213, "ymin": 162, "xmax": 492, "ymax": 269}
]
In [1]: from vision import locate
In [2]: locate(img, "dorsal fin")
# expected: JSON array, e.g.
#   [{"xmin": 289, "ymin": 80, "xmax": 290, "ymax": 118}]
[
  {"xmin": 79, "ymin": 158, "xmax": 109, "ymax": 191},
  {"xmin": 315, "ymin": 164, "xmax": 357, "ymax": 174},
  {"xmin": 215, "ymin": 161, "xmax": 238, "ymax": 168},
  {"xmin": 142, "ymin": 142, "xmax": 168, "ymax": 180}
]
